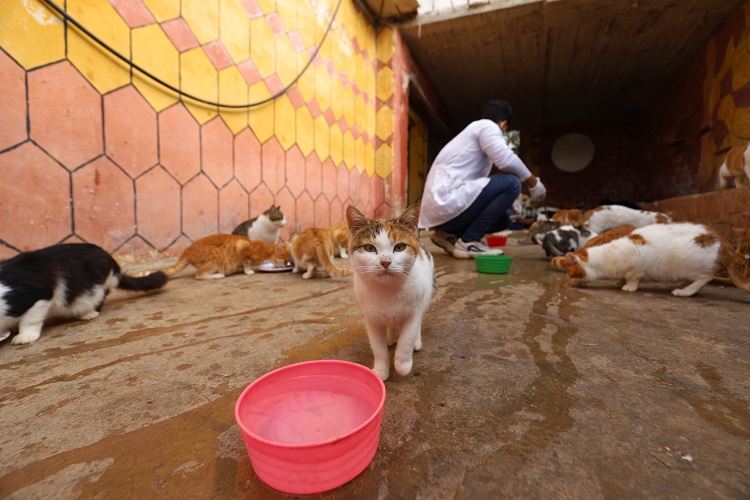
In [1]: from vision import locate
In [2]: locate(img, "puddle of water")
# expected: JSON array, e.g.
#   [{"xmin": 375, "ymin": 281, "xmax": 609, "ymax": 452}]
[{"xmin": 474, "ymin": 274, "xmax": 511, "ymax": 289}]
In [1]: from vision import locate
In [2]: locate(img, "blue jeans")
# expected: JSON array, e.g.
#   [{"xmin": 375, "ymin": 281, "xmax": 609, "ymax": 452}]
[{"xmin": 434, "ymin": 174, "xmax": 521, "ymax": 242}]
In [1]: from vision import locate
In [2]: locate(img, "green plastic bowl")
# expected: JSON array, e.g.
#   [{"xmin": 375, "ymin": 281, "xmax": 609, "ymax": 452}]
[{"xmin": 474, "ymin": 254, "xmax": 512, "ymax": 274}]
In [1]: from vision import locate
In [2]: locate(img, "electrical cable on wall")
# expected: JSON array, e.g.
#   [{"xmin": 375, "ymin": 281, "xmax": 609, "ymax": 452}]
[{"xmin": 42, "ymin": 0, "xmax": 344, "ymax": 109}]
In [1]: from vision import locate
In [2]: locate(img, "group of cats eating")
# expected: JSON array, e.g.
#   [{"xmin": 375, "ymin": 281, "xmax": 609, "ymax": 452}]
[
  {"xmin": 0, "ymin": 203, "xmax": 435, "ymax": 382},
  {"xmin": 524, "ymin": 203, "xmax": 750, "ymax": 298},
  {"xmin": 2, "ymin": 195, "xmax": 749, "ymax": 379}
]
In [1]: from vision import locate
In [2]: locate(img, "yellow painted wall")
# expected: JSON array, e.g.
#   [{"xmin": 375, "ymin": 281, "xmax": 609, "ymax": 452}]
[{"xmin": 0, "ymin": 0, "xmax": 404, "ymax": 260}]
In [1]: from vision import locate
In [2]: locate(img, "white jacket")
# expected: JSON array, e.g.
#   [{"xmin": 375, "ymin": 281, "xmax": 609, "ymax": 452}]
[{"xmin": 418, "ymin": 119, "xmax": 532, "ymax": 228}]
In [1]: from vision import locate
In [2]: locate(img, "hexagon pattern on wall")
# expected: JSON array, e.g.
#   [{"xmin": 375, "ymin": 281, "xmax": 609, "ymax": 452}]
[{"xmin": 0, "ymin": 0, "xmax": 399, "ymax": 259}]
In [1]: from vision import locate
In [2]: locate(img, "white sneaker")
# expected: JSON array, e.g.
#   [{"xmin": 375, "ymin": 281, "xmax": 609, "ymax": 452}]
[
  {"xmin": 452, "ymin": 239, "xmax": 504, "ymax": 259},
  {"xmin": 430, "ymin": 230, "xmax": 457, "ymax": 255}
]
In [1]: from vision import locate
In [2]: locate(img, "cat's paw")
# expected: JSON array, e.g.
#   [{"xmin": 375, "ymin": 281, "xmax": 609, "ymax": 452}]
[
  {"xmin": 372, "ymin": 366, "xmax": 389, "ymax": 381},
  {"xmin": 11, "ymin": 331, "xmax": 41, "ymax": 345},
  {"xmin": 244, "ymin": 269, "xmax": 255, "ymax": 275},
  {"xmin": 394, "ymin": 357, "xmax": 413, "ymax": 376},
  {"xmin": 302, "ymin": 272, "xmax": 313, "ymax": 279},
  {"xmin": 414, "ymin": 339, "xmax": 422, "ymax": 351},
  {"xmin": 672, "ymin": 288, "xmax": 696, "ymax": 297},
  {"xmin": 621, "ymin": 282, "xmax": 639, "ymax": 292},
  {"xmin": 79, "ymin": 310, "xmax": 100, "ymax": 321}
]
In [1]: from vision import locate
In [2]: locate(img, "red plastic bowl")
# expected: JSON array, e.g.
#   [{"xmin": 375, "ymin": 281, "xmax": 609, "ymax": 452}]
[
  {"xmin": 234, "ymin": 360, "xmax": 386, "ymax": 494},
  {"xmin": 486, "ymin": 235, "xmax": 507, "ymax": 247}
]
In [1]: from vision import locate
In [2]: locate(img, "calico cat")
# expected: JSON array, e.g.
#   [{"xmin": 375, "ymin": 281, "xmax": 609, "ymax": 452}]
[
  {"xmin": 542, "ymin": 225, "xmax": 595, "ymax": 257},
  {"xmin": 582, "ymin": 205, "xmax": 671, "ymax": 233},
  {"xmin": 160, "ymin": 234, "xmax": 291, "ymax": 280},
  {"xmin": 0, "ymin": 243, "xmax": 167, "ymax": 345},
  {"xmin": 551, "ymin": 224, "xmax": 635, "ymax": 270},
  {"xmin": 562, "ymin": 223, "xmax": 750, "ymax": 296},
  {"xmin": 232, "ymin": 205, "xmax": 286, "ymax": 244},
  {"xmin": 346, "ymin": 203, "xmax": 436, "ymax": 381},
  {"xmin": 290, "ymin": 227, "xmax": 352, "ymax": 279},
  {"xmin": 717, "ymin": 144, "xmax": 750, "ymax": 189},
  {"xmin": 329, "ymin": 220, "xmax": 350, "ymax": 258}
]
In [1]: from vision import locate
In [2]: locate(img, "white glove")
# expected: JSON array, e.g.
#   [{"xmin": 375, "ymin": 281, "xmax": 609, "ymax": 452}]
[
  {"xmin": 510, "ymin": 199, "xmax": 523, "ymax": 221},
  {"xmin": 529, "ymin": 178, "xmax": 547, "ymax": 203}
]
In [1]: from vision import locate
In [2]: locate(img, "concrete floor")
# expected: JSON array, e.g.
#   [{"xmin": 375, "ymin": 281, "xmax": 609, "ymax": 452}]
[{"xmin": 1, "ymin": 234, "xmax": 749, "ymax": 498}]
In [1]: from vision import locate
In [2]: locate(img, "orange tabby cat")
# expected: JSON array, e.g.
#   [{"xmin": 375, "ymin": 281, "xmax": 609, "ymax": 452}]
[
  {"xmin": 329, "ymin": 220, "xmax": 351, "ymax": 258},
  {"xmin": 291, "ymin": 227, "xmax": 352, "ymax": 279},
  {"xmin": 160, "ymin": 234, "xmax": 291, "ymax": 280},
  {"xmin": 717, "ymin": 144, "xmax": 750, "ymax": 188},
  {"xmin": 734, "ymin": 227, "xmax": 750, "ymax": 262},
  {"xmin": 715, "ymin": 228, "xmax": 750, "ymax": 284}
]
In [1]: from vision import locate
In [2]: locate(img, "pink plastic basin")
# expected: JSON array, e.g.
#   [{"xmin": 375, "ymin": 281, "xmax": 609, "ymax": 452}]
[{"xmin": 234, "ymin": 360, "xmax": 386, "ymax": 494}]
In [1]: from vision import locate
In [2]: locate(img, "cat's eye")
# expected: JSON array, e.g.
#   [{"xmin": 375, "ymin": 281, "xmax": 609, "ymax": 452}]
[
  {"xmin": 364, "ymin": 244, "xmax": 377, "ymax": 252},
  {"xmin": 394, "ymin": 243, "xmax": 406, "ymax": 252}
]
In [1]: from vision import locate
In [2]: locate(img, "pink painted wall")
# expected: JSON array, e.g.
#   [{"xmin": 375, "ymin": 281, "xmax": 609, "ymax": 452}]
[{"xmin": 0, "ymin": 0, "xmax": 412, "ymax": 263}]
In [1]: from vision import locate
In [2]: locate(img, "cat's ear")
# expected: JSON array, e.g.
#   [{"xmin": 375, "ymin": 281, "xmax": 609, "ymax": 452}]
[
  {"xmin": 346, "ymin": 205, "xmax": 369, "ymax": 233},
  {"xmin": 397, "ymin": 203, "xmax": 420, "ymax": 230}
]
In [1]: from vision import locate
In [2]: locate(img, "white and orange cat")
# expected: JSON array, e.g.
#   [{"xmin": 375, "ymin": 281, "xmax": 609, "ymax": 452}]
[
  {"xmin": 346, "ymin": 203, "xmax": 436, "ymax": 381},
  {"xmin": 717, "ymin": 144, "xmax": 750, "ymax": 189},
  {"xmin": 561, "ymin": 222, "xmax": 750, "ymax": 296},
  {"xmin": 160, "ymin": 234, "xmax": 291, "ymax": 280},
  {"xmin": 582, "ymin": 205, "xmax": 671, "ymax": 233},
  {"xmin": 552, "ymin": 208, "xmax": 584, "ymax": 227},
  {"xmin": 550, "ymin": 225, "xmax": 635, "ymax": 270},
  {"xmin": 290, "ymin": 227, "xmax": 351, "ymax": 279}
]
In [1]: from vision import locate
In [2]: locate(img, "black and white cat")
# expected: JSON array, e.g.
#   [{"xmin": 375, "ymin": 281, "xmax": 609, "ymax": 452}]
[
  {"xmin": 542, "ymin": 225, "xmax": 595, "ymax": 257},
  {"xmin": 232, "ymin": 205, "xmax": 286, "ymax": 244},
  {"xmin": 0, "ymin": 243, "xmax": 167, "ymax": 345}
]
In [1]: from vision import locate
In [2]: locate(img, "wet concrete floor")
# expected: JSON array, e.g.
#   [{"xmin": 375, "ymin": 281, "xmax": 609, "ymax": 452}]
[{"xmin": 1, "ymin": 234, "xmax": 749, "ymax": 498}]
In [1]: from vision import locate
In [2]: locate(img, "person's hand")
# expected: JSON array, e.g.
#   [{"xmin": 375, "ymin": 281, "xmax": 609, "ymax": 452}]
[{"xmin": 529, "ymin": 178, "xmax": 547, "ymax": 203}]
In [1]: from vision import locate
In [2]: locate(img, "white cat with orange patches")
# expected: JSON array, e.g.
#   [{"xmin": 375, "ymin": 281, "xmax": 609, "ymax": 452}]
[
  {"xmin": 717, "ymin": 143, "xmax": 750, "ymax": 189},
  {"xmin": 346, "ymin": 203, "xmax": 436, "ymax": 381},
  {"xmin": 583, "ymin": 205, "xmax": 671, "ymax": 233},
  {"xmin": 563, "ymin": 223, "xmax": 750, "ymax": 297}
]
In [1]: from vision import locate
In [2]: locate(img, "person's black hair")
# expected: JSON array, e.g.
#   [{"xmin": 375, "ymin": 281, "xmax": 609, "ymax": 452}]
[{"xmin": 482, "ymin": 100, "xmax": 513, "ymax": 123}]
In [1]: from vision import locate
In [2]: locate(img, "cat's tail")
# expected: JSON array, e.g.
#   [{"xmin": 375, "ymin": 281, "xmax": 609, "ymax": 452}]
[
  {"xmin": 317, "ymin": 245, "xmax": 353, "ymax": 279},
  {"xmin": 722, "ymin": 241, "xmax": 750, "ymax": 293},
  {"xmin": 160, "ymin": 257, "xmax": 190, "ymax": 278},
  {"xmin": 117, "ymin": 271, "xmax": 168, "ymax": 291}
]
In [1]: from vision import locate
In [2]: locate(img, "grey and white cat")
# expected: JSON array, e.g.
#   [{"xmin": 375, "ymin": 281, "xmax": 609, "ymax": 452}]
[
  {"xmin": 232, "ymin": 205, "xmax": 286, "ymax": 244},
  {"xmin": 346, "ymin": 203, "xmax": 436, "ymax": 381},
  {"xmin": 542, "ymin": 225, "xmax": 595, "ymax": 257}
]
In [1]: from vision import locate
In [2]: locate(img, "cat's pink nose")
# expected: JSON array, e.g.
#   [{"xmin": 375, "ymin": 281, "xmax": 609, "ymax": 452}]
[{"xmin": 380, "ymin": 259, "xmax": 390, "ymax": 269}]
